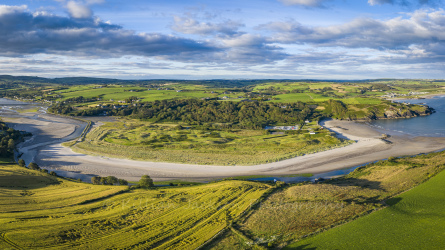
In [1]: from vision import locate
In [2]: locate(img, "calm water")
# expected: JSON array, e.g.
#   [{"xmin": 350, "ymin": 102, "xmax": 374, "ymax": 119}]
[{"xmin": 369, "ymin": 95, "xmax": 445, "ymax": 137}]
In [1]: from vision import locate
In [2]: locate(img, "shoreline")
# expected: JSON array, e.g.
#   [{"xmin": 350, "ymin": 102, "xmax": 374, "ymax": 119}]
[
  {"xmin": 33, "ymin": 118, "xmax": 445, "ymax": 182},
  {"xmin": 3, "ymin": 98, "xmax": 445, "ymax": 182}
]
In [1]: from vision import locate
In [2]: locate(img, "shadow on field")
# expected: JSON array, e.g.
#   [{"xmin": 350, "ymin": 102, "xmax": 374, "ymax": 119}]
[
  {"xmin": 0, "ymin": 175, "xmax": 60, "ymax": 189},
  {"xmin": 386, "ymin": 197, "xmax": 402, "ymax": 206},
  {"xmin": 330, "ymin": 178, "xmax": 384, "ymax": 191}
]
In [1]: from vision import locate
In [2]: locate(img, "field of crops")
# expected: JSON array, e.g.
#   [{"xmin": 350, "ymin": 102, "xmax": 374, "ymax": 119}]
[
  {"xmin": 0, "ymin": 164, "xmax": 270, "ymax": 249},
  {"xmin": 71, "ymin": 120, "xmax": 351, "ymax": 165},
  {"xmin": 208, "ymin": 151, "xmax": 445, "ymax": 248}
]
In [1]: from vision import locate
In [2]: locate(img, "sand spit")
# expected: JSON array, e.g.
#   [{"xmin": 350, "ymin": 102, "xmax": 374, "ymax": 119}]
[{"xmin": 16, "ymin": 115, "xmax": 443, "ymax": 182}]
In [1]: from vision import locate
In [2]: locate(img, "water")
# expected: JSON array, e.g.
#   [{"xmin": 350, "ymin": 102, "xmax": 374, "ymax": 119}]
[{"xmin": 369, "ymin": 95, "xmax": 445, "ymax": 137}]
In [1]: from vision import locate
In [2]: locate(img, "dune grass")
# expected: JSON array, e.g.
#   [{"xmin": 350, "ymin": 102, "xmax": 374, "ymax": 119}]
[
  {"xmin": 0, "ymin": 164, "xmax": 271, "ymax": 249},
  {"xmin": 71, "ymin": 120, "xmax": 352, "ymax": 165}
]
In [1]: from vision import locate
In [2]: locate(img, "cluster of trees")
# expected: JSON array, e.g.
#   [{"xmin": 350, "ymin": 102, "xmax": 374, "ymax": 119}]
[
  {"xmin": 47, "ymin": 102, "xmax": 73, "ymax": 114},
  {"xmin": 91, "ymin": 176, "xmax": 128, "ymax": 185},
  {"xmin": 64, "ymin": 96, "xmax": 101, "ymax": 104},
  {"xmin": 0, "ymin": 121, "xmax": 27, "ymax": 158},
  {"xmin": 66, "ymin": 99, "xmax": 316, "ymax": 129},
  {"xmin": 91, "ymin": 175, "xmax": 153, "ymax": 188},
  {"xmin": 18, "ymin": 160, "xmax": 57, "ymax": 176}
]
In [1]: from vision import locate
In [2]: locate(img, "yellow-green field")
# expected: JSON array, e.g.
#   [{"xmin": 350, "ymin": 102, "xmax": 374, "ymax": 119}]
[
  {"xmin": 71, "ymin": 120, "xmax": 351, "ymax": 165},
  {"xmin": 0, "ymin": 164, "xmax": 270, "ymax": 249},
  {"xmin": 208, "ymin": 151, "xmax": 445, "ymax": 248}
]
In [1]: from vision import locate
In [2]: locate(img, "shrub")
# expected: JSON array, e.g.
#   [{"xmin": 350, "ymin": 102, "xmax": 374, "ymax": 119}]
[
  {"xmin": 118, "ymin": 179, "xmax": 128, "ymax": 185},
  {"xmin": 106, "ymin": 176, "xmax": 118, "ymax": 185},
  {"xmin": 139, "ymin": 175, "xmax": 154, "ymax": 188},
  {"xmin": 28, "ymin": 162, "xmax": 40, "ymax": 170},
  {"xmin": 18, "ymin": 159, "xmax": 26, "ymax": 167},
  {"xmin": 91, "ymin": 176, "xmax": 101, "ymax": 185}
]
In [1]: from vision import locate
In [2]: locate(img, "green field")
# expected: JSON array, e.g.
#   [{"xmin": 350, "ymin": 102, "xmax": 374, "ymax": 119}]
[
  {"xmin": 208, "ymin": 152, "xmax": 445, "ymax": 248},
  {"xmin": 286, "ymin": 164, "xmax": 445, "ymax": 249},
  {"xmin": 0, "ymin": 164, "xmax": 270, "ymax": 249},
  {"xmin": 71, "ymin": 119, "xmax": 351, "ymax": 165}
]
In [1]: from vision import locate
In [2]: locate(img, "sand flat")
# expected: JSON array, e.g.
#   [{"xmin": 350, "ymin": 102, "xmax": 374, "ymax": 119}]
[{"xmin": 29, "ymin": 117, "xmax": 445, "ymax": 181}]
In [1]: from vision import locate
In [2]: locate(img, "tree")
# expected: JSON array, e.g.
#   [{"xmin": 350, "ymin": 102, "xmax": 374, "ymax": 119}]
[
  {"xmin": 118, "ymin": 179, "xmax": 128, "ymax": 186},
  {"xmin": 7, "ymin": 139, "xmax": 14, "ymax": 150},
  {"xmin": 18, "ymin": 159, "xmax": 25, "ymax": 167},
  {"xmin": 28, "ymin": 162, "xmax": 40, "ymax": 170},
  {"xmin": 106, "ymin": 176, "xmax": 118, "ymax": 185},
  {"xmin": 138, "ymin": 175, "xmax": 154, "ymax": 188},
  {"xmin": 49, "ymin": 171, "xmax": 57, "ymax": 176},
  {"xmin": 91, "ymin": 176, "xmax": 101, "ymax": 185},
  {"xmin": 100, "ymin": 177, "xmax": 107, "ymax": 185}
]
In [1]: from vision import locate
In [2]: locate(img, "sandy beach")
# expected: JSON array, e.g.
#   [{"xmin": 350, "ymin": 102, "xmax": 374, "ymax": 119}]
[{"xmin": 16, "ymin": 115, "xmax": 444, "ymax": 182}]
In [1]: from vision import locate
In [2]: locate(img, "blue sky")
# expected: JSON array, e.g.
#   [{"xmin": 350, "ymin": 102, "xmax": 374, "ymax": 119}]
[{"xmin": 1, "ymin": 0, "xmax": 445, "ymax": 79}]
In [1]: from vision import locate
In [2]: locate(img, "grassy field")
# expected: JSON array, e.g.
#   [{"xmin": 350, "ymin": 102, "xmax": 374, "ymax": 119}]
[
  {"xmin": 286, "ymin": 162, "xmax": 445, "ymax": 249},
  {"xmin": 71, "ymin": 119, "xmax": 351, "ymax": 165},
  {"xmin": 40, "ymin": 80, "xmax": 445, "ymax": 108},
  {"xmin": 208, "ymin": 151, "xmax": 445, "ymax": 249},
  {"xmin": 0, "ymin": 164, "xmax": 270, "ymax": 249}
]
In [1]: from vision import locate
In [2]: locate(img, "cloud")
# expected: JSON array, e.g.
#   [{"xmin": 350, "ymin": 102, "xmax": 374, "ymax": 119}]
[
  {"xmin": 171, "ymin": 16, "xmax": 244, "ymax": 36},
  {"xmin": 278, "ymin": 0, "xmax": 331, "ymax": 7},
  {"xmin": 0, "ymin": 5, "xmax": 218, "ymax": 58},
  {"xmin": 66, "ymin": 1, "xmax": 92, "ymax": 19},
  {"xmin": 261, "ymin": 9, "xmax": 445, "ymax": 55}
]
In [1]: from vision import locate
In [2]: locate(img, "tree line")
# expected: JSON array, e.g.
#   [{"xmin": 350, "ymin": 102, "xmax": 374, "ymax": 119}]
[{"xmin": 59, "ymin": 99, "xmax": 316, "ymax": 129}]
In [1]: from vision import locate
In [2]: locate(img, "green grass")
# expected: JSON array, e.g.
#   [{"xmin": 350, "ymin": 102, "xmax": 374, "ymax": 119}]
[
  {"xmin": 0, "ymin": 164, "xmax": 271, "ymax": 249},
  {"xmin": 71, "ymin": 119, "xmax": 352, "ymax": 165},
  {"xmin": 209, "ymin": 151, "xmax": 445, "ymax": 248},
  {"xmin": 286, "ymin": 164, "xmax": 445, "ymax": 249}
]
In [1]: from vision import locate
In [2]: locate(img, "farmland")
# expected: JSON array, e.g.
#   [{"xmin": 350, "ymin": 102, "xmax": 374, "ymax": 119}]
[
  {"xmin": 0, "ymin": 164, "xmax": 270, "ymax": 249},
  {"xmin": 70, "ymin": 119, "xmax": 351, "ymax": 165},
  {"xmin": 208, "ymin": 151, "xmax": 445, "ymax": 248}
]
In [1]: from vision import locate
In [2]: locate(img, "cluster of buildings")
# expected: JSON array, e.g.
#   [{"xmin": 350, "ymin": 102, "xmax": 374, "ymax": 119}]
[
  {"xmin": 264, "ymin": 125, "xmax": 300, "ymax": 130},
  {"xmin": 381, "ymin": 91, "xmax": 429, "ymax": 98}
]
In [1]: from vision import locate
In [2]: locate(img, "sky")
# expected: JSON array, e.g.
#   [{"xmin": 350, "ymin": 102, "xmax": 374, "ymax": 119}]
[{"xmin": 1, "ymin": 0, "xmax": 445, "ymax": 79}]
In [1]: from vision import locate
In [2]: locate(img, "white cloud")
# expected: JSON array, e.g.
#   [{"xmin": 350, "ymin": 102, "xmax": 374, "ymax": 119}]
[
  {"xmin": 171, "ymin": 16, "xmax": 243, "ymax": 36},
  {"xmin": 66, "ymin": 1, "xmax": 92, "ymax": 19}
]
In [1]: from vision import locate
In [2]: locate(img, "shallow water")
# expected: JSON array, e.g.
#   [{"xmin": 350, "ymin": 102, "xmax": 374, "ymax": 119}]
[{"xmin": 369, "ymin": 95, "xmax": 445, "ymax": 137}]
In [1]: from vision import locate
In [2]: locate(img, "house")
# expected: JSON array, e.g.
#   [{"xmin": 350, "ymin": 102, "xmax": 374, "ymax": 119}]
[{"xmin": 309, "ymin": 132, "xmax": 316, "ymax": 135}]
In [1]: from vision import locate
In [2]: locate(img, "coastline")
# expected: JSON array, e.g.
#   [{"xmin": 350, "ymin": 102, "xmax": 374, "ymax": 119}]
[
  {"xmin": 32, "ymin": 118, "xmax": 445, "ymax": 182},
  {"xmin": 3, "ymin": 98, "xmax": 445, "ymax": 182}
]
